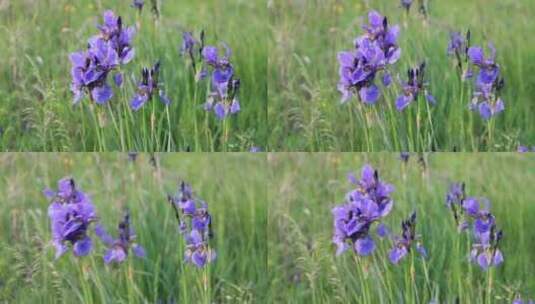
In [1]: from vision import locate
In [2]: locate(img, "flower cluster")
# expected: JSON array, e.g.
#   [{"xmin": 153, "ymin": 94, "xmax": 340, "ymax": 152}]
[
  {"xmin": 395, "ymin": 61, "xmax": 436, "ymax": 111},
  {"xmin": 202, "ymin": 45, "xmax": 241, "ymax": 119},
  {"xmin": 44, "ymin": 177, "xmax": 97, "ymax": 259},
  {"xmin": 70, "ymin": 10, "xmax": 136, "ymax": 104},
  {"xmin": 467, "ymin": 44, "xmax": 505, "ymax": 119},
  {"xmin": 446, "ymin": 182, "xmax": 504, "ymax": 270},
  {"xmin": 130, "ymin": 61, "xmax": 171, "ymax": 111},
  {"xmin": 332, "ymin": 164, "xmax": 394, "ymax": 256},
  {"xmin": 168, "ymin": 181, "xmax": 216, "ymax": 268},
  {"xmin": 95, "ymin": 210, "xmax": 145, "ymax": 264},
  {"xmin": 337, "ymin": 10, "xmax": 401, "ymax": 104},
  {"xmin": 388, "ymin": 212, "xmax": 427, "ymax": 264}
]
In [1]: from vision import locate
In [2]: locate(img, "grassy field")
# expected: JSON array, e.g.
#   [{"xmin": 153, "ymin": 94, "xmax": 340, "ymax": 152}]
[
  {"xmin": 268, "ymin": 0, "xmax": 535, "ymax": 151},
  {"xmin": 268, "ymin": 153, "xmax": 535, "ymax": 303},
  {"xmin": 0, "ymin": 153, "xmax": 268, "ymax": 302},
  {"xmin": 0, "ymin": 0, "xmax": 267, "ymax": 152}
]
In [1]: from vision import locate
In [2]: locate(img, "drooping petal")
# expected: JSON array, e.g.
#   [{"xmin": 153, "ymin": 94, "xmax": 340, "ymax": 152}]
[
  {"xmin": 214, "ymin": 102, "xmax": 226, "ymax": 119},
  {"xmin": 230, "ymin": 98, "xmax": 240, "ymax": 114},
  {"xmin": 91, "ymin": 85, "xmax": 113, "ymax": 104},
  {"xmin": 395, "ymin": 95, "xmax": 412, "ymax": 111},
  {"xmin": 389, "ymin": 246, "xmax": 407, "ymax": 264},
  {"xmin": 130, "ymin": 94, "xmax": 149, "ymax": 111},
  {"xmin": 73, "ymin": 237, "xmax": 92, "ymax": 256},
  {"xmin": 354, "ymin": 236, "xmax": 375, "ymax": 256},
  {"xmin": 132, "ymin": 244, "xmax": 146, "ymax": 258},
  {"xmin": 359, "ymin": 84, "xmax": 380, "ymax": 104},
  {"xmin": 467, "ymin": 47, "xmax": 484, "ymax": 65},
  {"xmin": 114, "ymin": 73, "xmax": 123, "ymax": 87}
]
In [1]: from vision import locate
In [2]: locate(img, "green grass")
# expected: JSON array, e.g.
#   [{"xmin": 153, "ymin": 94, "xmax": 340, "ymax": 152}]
[
  {"xmin": 268, "ymin": 153, "xmax": 535, "ymax": 303},
  {"xmin": 268, "ymin": 0, "xmax": 535, "ymax": 151},
  {"xmin": 0, "ymin": 0, "xmax": 267, "ymax": 151},
  {"xmin": 0, "ymin": 153, "xmax": 268, "ymax": 302}
]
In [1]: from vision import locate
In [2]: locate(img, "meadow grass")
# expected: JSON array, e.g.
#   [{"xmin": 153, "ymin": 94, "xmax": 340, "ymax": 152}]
[
  {"xmin": 0, "ymin": 153, "xmax": 268, "ymax": 303},
  {"xmin": 0, "ymin": 0, "xmax": 267, "ymax": 152},
  {"xmin": 268, "ymin": 0, "xmax": 535, "ymax": 152},
  {"xmin": 268, "ymin": 153, "xmax": 535, "ymax": 303}
]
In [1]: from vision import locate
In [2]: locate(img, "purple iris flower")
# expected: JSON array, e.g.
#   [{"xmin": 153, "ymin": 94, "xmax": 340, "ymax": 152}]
[
  {"xmin": 130, "ymin": 61, "xmax": 171, "ymax": 111},
  {"xmin": 95, "ymin": 210, "xmax": 145, "ymax": 264},
  {"xmin": 332, "ymin": 164, "xmax": 394, "ymax": 257},
  {"xmin": 181, "ymin": 30, "xmax": 207, "ymax": 81},
  {"xmin": 447, "ymin": 30, "xmax": 472, "ymax": 80},
  {"xmin": 389, "ymin": 212, "xmax": 427, "ymax": 264},
  {"xmin": 132, "ymin": 0, "xmax": 144, "ymax": 11},
  {"xmin": 70, "ymin": 10, "xmax": 135, "ymax": 104},
  {"xmin": 467, "ymin": 43, "xmax": 505, "ymax": 119},
  {"xmin": 201, "ymin": 44, "xmax": 241, "ymax": 119},
  {"xmin": 249, "ymin": 146, "xmax": 263, "ymax": 152},
  {"xmin": 517, "ymin": 145, "xmax": 535, "ymax": 153},
  {"xmin": 470, "ymin": 221, "xmax": 503, "ymax": 270},
  {"xmin": 337, "ymin": 10, "xmax": 401, "ymax": 104},
  {"xmin": 396, "ymin": 61, "xmax": 436, "ymax": 111},
  {"xmin": 168, "ymin": 182, "xmax": 216, "ymax": 268},
  {"xmin": 44, "ymin": 177, "xmax": 97, "ymax": 259}
]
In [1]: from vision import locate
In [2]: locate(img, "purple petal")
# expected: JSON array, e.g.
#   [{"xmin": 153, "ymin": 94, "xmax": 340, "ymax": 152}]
[
  {"xmin": 132, "ymin": 244, "xmax": 146, "ymax": 258},
  {"xmin": 376, "ymin": 223, "xmax": 389, "ymax": 238},
  {"xmin": 468, "ymin": 47, "xmax": 484, "ymax": 65},
  {"xmin": 382, "ymin": 72, "xmax": 392, "ymax": 87},
  {"xmin": 354, "ymin": 236, "xmax": 375, "ymax": 256},
  {"xmin": 230, "ymin": 98, "xmax": 240, "ymax": 114},
  {"xmin": 359, "ymin": 84, "xmax": 380, "ymax": 104},
  {"xmin": 396, "ymin": 95, "xmax": 412, "ymax": 111},
  {"xmin": 425, "ymin": 93, "xmax": 436, "ymax": 105},
  {"xmin": 121, "ymin": 48, "xmax": 135, "ymax": 64},
  {"xmin": 112, "ymin": 73, "xmax": 123, "ymax": 87},
  {"xmin": 214, "ymin": 102, "xmax": 226, "ymax": 119},
  {"xmin": 202, "ymin": 46, "xmax": 218, "ymax": 65},
  {"xmin": 338, "ymin": 51, "xmax": 355, "ymax": 67},
  {"xmin": 130, "ymin": 94, "xmax": 149, "ymax": 111},
  {"xmin": 73, "ymin": 237, "xmax": 92, "ymax": 257},
  {"xmin": 478, "ymin": 102, "xmax": 492, "ymax": 120},
  {"xmin": 91, "ymin": 85, "xmax": 113, "ymax": 104},
  {"xmin": 389, "ymin": 246, "xmax": 407, "ymax": 264}
]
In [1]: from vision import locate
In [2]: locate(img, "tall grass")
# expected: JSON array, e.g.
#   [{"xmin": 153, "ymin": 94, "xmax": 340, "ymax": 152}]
[
  {"xmin": 0, "ymin": 0, "xmax": 267, "ymax": 151},
  {"xmin": 268, "ymin": 153, "xmax": 535, "ymax": 303},
  {"xmin": 0, "ymin": 153, "xmax": 268, "ymax": 302},
  {"xmin": 268, "ymin": 0, "xmax": 535, "ymax": 151}
]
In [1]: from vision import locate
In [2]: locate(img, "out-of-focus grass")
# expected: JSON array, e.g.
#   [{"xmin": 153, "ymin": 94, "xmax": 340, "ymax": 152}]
[
  {"xmin": 268, "ymin": 153, "xmax": 535, "ymax": 303},
  {"xmin": 0, "ymin": 153, "xmax": 268, "ymax": 302},
  {"xmin": 268, "ymin": 0, "xmax": 535, "ymax": 151},
  {"xmin": 0, "ymin": 0, "xmax": 267, "ymax": 151}
]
